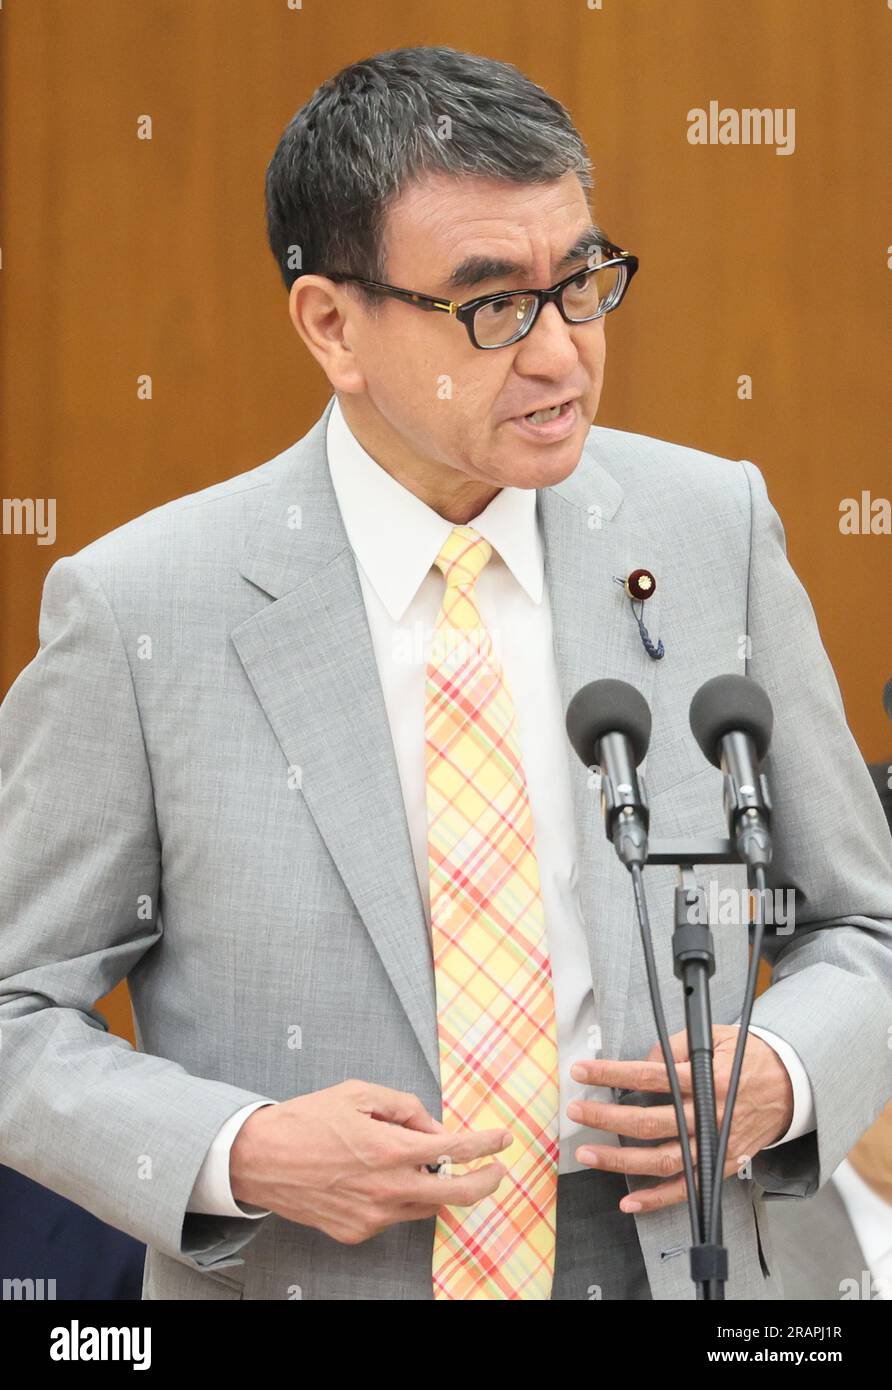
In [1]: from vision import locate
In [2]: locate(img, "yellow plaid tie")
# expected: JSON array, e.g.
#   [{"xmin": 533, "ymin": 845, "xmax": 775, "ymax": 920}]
[{"xmin": 425, "ymin": 524, "xmax": 560, "ymax": 1299}]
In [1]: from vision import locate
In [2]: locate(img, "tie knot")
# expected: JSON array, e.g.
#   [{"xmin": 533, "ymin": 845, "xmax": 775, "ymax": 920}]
[{"xmin": 434, "ymin": 525, "xmax": 493, "ymax": 591}]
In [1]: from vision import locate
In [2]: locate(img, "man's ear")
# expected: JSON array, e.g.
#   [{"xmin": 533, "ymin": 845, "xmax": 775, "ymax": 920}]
[{"xmin": 288, "ymin": 276, "xmax": 366, "ymax": 394}]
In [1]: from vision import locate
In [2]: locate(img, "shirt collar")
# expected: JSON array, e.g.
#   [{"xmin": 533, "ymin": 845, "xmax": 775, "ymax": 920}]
[{"xmin": 325, "ymin": 394, "xmax": 544, "ymax": 622}]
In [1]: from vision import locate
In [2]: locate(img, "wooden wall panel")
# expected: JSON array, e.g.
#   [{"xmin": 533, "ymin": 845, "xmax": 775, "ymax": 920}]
[{"xmin": 1, "ymin": 2, "xmax": 890, "ymax": 1042}]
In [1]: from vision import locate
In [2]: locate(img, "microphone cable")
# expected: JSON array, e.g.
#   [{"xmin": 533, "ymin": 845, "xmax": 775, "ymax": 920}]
[
  {"xmin": 708, "ymin": 862, "xmax": 768, "ymax": 1250},
  {"xmin": 628, "ymin": 861, "xmax": 701, "ymax": 1250}
]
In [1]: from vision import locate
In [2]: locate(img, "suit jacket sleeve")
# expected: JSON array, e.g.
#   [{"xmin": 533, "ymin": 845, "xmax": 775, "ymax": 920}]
[
  {"xmin": 739, "ymin": 459, "xmax": 892, "ymax": 1198},
  {"xmin": 0, "ymin": 555, "xmax": 275, "ymax": 1272}
]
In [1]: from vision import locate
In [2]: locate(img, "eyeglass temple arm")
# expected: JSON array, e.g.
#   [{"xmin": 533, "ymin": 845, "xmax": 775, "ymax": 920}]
[
  {"xmin": 333, "ymin": 275, "xmax": 457, "ymax": 314},
  {"xmin": 388, "ymin": 288, "xmax": 457, "ymax": 313}
]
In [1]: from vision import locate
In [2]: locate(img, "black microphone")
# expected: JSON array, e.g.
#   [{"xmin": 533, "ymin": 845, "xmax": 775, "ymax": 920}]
[
  {"xmin": 566, "ymin": 678, "xmax": 652, "ymax": 867},
  {"xmin": 689, "ymin": 674, "xmax": 774, "ymax": 868},
  {"xmin": 883, "ymin": 678, "xmax": 892, "ymax": 722}
]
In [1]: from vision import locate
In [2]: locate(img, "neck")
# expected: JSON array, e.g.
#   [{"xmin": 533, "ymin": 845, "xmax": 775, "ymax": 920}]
[{"xmin": 337, "ymin": 394, "xmax": 500, "ymax": 524}]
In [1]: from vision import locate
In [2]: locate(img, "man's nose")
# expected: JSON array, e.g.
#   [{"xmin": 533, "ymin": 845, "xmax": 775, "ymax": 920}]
[{"xmin": 513, "ymin": 301, "xmax": 579, "ymax": 372}]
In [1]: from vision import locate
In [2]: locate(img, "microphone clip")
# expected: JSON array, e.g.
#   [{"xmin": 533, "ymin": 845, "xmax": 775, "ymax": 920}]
[{"xmin": 596, "ymin": 731, "xmax": 651, "ymax": 868}]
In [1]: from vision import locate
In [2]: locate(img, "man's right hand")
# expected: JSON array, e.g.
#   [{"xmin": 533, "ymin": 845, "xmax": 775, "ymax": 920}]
[{"xmin": 229, "ymin": 1079, "xmax": 513, "ymax": 1245}]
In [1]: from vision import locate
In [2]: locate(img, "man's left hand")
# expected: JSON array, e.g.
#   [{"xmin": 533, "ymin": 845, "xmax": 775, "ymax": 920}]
[{"xmin": 567, "ymin": 1025, "xmax": 794, "ymax": 1214}]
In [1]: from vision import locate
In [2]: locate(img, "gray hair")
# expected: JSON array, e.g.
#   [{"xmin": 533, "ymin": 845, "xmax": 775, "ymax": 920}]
[{"xmin": 264, "ymin": 45, "xmax": 594, "ymax": 307}]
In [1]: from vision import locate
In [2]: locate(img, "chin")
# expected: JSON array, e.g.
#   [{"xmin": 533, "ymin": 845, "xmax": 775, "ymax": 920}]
[
  {"xmin": 540, "ymin": 451, "xmax": 584, "ymax": 487},
  {"xmin": 515, "ymin": 434, "xmax": 588, "ymax": 489},
  {"xmin": 493, "ymin": 457, "xmax": 581, "ymax": 492}
]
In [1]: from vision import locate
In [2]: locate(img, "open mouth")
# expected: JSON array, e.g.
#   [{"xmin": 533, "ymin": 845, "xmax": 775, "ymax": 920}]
[
  {"xmin": 509, "ymin": 398, "xmax": 578, "ymax": 438},
  {"xmin": 524, "ymin": 402, "xmax": 567, "ymax": 424}
]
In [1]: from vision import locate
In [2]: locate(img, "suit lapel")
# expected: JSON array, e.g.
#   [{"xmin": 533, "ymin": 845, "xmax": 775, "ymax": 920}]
[
  {"xmin": 232, "ymin": 401, "xmax": 663, "ymax": 1087},
  {"xmin": 232, "ymin": 399, "xmax": 441, "ymax": 1082},
  {"xmin": 539, "ymin": 451, "xmax": 664, "ymax": 1058}
]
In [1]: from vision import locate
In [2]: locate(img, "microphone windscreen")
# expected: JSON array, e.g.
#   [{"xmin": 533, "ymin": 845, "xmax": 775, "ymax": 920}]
[
  {"xmin": 689, "ymin": 674, "xmax": 774, "ymax": 768},
  {"xmin": 565, "ymin": 678, "xmax": 652, "ymax": 767}
]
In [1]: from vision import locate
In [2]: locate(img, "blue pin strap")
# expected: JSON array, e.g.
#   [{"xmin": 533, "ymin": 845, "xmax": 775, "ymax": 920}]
[{"xmin": 613, "ymin": 575, "xmax": 665, "ymax": 660}]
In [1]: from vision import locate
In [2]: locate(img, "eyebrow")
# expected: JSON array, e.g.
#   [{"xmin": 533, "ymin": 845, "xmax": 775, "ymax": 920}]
[{"xmin": 444, "ymin": 224, "xmax": 609, "ymax": 292}]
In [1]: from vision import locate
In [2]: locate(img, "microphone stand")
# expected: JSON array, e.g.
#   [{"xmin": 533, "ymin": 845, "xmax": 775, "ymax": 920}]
[
  {"xmin": 611, "ymin": 807, "xmax": 767, "ymax": 1300},
  {"xmin": 645, "ymin": 837, "xmax": 740, "ymax": 1299},
  {"xmin": 574, "ymin": 677, "xmax": 775, "ymax": 1300}
]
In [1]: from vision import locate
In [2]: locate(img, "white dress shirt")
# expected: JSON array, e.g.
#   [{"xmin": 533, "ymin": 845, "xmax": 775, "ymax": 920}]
[
  {"xmin": 831, "ymin": 1158, "xmax": 892, "ymax": 1299},
  {"xmin": 187, "ymin": 396, "xmax": 815, "ymax": 1218}
]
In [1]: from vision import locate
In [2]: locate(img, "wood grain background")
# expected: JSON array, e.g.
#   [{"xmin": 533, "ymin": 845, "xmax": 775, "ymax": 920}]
[{"xmin": 1, "ymin": 1, "xmax": 890, "ymax": 1042}]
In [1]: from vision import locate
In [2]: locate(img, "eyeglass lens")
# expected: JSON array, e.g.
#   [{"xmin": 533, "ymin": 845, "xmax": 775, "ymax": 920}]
[{"xmin": 472, "ymin": 262, "xmax": 626, "ymax": 348}]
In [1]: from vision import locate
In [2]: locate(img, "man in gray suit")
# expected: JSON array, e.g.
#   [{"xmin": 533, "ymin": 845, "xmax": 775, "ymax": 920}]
[{"xmin": 2, "ymin": 46, "xmax": 891, "ymax": 1301}]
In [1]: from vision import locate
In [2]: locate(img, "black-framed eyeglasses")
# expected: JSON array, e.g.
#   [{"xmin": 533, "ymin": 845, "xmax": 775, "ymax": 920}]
[{"xmin": 324, "ymin": 236, "xmax": 639, "ymax": 350}]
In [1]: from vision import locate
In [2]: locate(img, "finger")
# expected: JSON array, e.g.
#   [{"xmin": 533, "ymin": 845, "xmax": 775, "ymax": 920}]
[
  {"xmin": 571, "ymin": 1058, "xmax": 694, "ymax": 1093},
  {"xmin": 350, "ymin": 1082, "xmax": 443, "ymax": 1133},
  {"xmin": 399, "ymin": 1114, "xmax": 450, "ymax": 1135},
  {"xmin": 400, "ymin": 1124, "xmax": 514, "ymax": 1170},
  {"xmin": 394, "ymin": 1173, "xmax": 507, "ymax": 1223},
  {"xmin": 576, "ymin": 1141, "xmax": 687, "ymax": 1179},
  {"xmin": 619, "ymin": 1154, "xmax": 742, "ymax": 1214},
  {"xmin": 409, "ymin": 1160, "xmax": 508, "ymax": 1208},
  {"xmin": 579, "ymin": 1134, "xmax": 753, "ymax": 1174},
  {"xmin": 644, "ymin": 1028, "xmax": 691, "ymax": 1066},
  {"xmin": 621, "ymin": 1175, "xmax": 689, "ymax": 1213},
  {"xmin": 569, "ymin": 1098, "xmax": 696, "ymax": 1140}
]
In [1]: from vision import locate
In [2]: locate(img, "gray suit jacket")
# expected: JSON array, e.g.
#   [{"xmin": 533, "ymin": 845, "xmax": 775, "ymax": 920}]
[{"xmin": 2, "ymin": 396, "xmax": 891, "ymax": 1300}]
